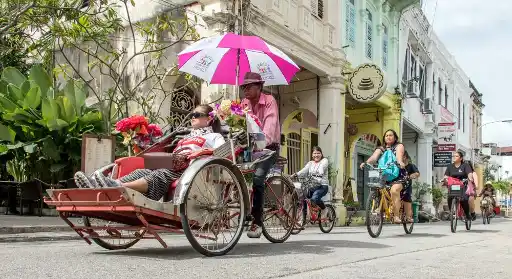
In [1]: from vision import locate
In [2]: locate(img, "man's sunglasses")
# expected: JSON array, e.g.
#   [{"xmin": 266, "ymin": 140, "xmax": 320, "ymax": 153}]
[{"xmin": 191, "ymin": 112, "xmax": 208, "ymax": 119}]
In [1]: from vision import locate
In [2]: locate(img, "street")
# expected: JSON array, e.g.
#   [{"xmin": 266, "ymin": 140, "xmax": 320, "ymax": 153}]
[{"xmin": 1, "ymin": 219, "xmax": 511, "ymax": 279}]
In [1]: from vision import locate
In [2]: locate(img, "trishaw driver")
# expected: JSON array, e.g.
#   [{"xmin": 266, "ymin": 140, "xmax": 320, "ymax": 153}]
[{"xmin": 240, "ymin": 72, "xmax": 280, "ymax": 238}]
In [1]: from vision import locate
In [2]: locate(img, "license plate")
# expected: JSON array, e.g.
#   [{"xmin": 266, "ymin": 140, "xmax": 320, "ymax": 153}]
[
  {"xmin": 451, "ymin": 185, "xmax": 460, "ymax": 191},
  {"xmin": 368, "ymin": 170, "xmax": 379, "ymax": 178}
]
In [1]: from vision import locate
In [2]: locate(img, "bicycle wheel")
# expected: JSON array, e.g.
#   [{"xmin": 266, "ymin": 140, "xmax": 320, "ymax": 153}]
[
  {"xmin": 450, "ymin": 198, "xmax": 458, "ymax": 233},
  {"xmin": 318, "ymin": 204, "xmax": 336, "ymax": 233},
  {"xmin": 291, "ymin": 202, "xmax": 305, "ymax": 235},
  {"xmin": 401, "ymin": 203, "xmax": 413, "ymax": 234},
  {"xmin": 487, "ymin": 209, "xmax": 491, "ymax": 224},
  {"xmin": 465, "ymin": 214, "xmax": 472, "ymax": 231},
  {"xmin": 482, "ymin": 208, "xmax": 488, "ymax": 224},
  {"xmin": 180, "ymin": 159, "xmax": 248, "ymax": 257},
  {"xmin": 366, "ymin": 190, "xmax": 383, "ymax": 238},
  {"xmin": 261, "ymin": 176, "xmax": 297, "ymax": 243}
]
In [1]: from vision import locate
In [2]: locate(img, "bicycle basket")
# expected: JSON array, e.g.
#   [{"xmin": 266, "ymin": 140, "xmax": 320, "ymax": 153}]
[
  {"xmin": 367, "ymin": 169, "xmax": 381, "ymax": 188},
  {"xmin": 447, "ymin": 183, "xmax": 465, "ymax": 197}
]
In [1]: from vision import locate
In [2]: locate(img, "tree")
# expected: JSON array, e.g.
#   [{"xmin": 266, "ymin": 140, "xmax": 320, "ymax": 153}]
[
  {"xmin": 0, "ymin": 0, "xmax": 200, "ymax": 131},
  {"xmin": 483, "ymin": 164, "xmax": 497, "ymax": 182}
]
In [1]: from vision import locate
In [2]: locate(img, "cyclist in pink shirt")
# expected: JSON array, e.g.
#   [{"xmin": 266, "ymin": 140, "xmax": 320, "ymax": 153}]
[{"xmin": 240, "ymin": 72, "xmax": 281, "ymax": 238}]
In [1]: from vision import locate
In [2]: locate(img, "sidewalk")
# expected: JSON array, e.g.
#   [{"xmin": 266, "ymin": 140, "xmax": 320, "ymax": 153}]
[{"xmin": 0, "ymin": 215, "xmax": 76, "ymax": 233}]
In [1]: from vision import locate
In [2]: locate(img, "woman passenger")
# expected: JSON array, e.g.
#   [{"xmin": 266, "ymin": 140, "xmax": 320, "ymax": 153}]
[{"xmin": 73, "ymin": 104, "xmax": 225, "ymax": 201}]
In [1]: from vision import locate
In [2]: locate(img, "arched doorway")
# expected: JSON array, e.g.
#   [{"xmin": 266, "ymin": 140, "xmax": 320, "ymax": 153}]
[
  {"xmin": 351, "ymin": 133, "xmax": 381, "ymax": 209},
  {"xmin": 281, "ymin": 109, "xmax": 318, "ymax": 175},
  {"xmin": 161, "ymin": 73, "xmax": 199, "ymax": 131}
]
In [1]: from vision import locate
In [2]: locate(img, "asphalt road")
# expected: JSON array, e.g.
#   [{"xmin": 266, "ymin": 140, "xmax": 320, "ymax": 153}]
[{"xmin": 1, "ymin": 219, "xmax": 510, "ymax": 279}]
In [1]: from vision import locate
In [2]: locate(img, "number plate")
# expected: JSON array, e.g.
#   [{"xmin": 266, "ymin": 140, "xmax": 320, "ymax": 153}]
[
  {"xmin": 368, "ymin": 170, "xmax": 379, "ymax": 178},
  {"xmin": 451, "ymin": 185, "xmax": 461, "ymax": 191}
]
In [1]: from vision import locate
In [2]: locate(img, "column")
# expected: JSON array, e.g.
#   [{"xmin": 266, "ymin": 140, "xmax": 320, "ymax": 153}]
[
  {"xmin": 318, "ymin": 75, "xmax": 346, "ymax": 226},
  {"xmin": 417, "ymin": 133, "xmax": 434, "ymax": 214}
]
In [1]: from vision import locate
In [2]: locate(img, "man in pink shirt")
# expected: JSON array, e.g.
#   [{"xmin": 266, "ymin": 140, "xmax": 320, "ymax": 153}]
[{"xmin": 240, "ymin": 72, "xmax": 281, "ymax": 238}]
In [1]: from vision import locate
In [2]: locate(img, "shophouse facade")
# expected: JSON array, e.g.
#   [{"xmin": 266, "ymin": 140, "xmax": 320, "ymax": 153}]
[{"xmin": 340, "ymin": 0, "xmax": 419, "ymax": 209}]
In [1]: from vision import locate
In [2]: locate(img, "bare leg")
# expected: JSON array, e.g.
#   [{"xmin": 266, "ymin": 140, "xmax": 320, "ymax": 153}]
[
  {"xmin": 390, "ymin": 183, "xmax": 403, "ymax": 223},
  {"xmin": 404, "ymin": 201, "xmax": 413, "ymax": 221},
  {"xmin": 468, "ymin": 196, "xmax": 475, "ymax": 213},
  {"xmin": 121, "ymin": 179, "xmax": 149, "ymax": 194}
]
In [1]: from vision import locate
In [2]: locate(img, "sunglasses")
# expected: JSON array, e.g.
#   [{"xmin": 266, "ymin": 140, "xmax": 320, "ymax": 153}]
[{"xmin": 191, "ymin": 112, "xmax": 208, "ymax": 119}]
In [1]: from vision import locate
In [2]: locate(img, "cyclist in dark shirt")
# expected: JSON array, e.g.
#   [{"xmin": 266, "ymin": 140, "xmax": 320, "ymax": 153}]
[
  {"xmin": 444, "ymin": 150, "xmax": 474, "ymax": 219},
  {"xmin": 402, "ymin": 151, "xmax": 420, "ymax": 223}
]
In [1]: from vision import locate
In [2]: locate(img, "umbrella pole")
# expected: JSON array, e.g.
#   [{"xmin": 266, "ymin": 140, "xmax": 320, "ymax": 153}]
[{"xmin": 235, "ymin": 48, "xmax": 240, "ymax": 101}]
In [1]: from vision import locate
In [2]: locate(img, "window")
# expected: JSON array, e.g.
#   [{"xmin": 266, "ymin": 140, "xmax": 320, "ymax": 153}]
[
  {"xmin": 419, "ymin": 65, "xmax": 425, "ymax": 100},
  {"xmin": 409, "ymin": 53, "xmax": 416, "ymax": 80},
  {"xmin": 382, "ymin": 24, "xmax": 388, "ymax": 69},
  {"xmin": 457, "ymin": 98, "xmax": 461, "ymax": 129},
  {"xmin": 444, "ymin": 85, "xmax": 448, "ymax": 108},
  {"xmin": 345, "ymin": 0, "xmax": 356, "ymax": 48},
  {"xmin": 311, "ymin": 0, "xmax": 324, "ymax": 19},
  {"xmin": 432, "ymin": 74, "xmax": 436, "ymax": 103},
  {"xmin": 463, "ymin": 104, "xmax": 465, "ymax": 132},
  {"xmin": 438, "ymin": 78, "xmax": 442, "ymax": 105},
  {"xmin": 365, "ymin": 9, "xmax": 373, "ymax": 59},
  {"xmin": 402, "ymin": 47, "xmax": 409, "ymax": 82}
]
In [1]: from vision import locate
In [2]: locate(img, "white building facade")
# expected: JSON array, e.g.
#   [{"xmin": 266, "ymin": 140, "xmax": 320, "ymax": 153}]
[{"xmin": 399, "ymin": 6, "xmax": 475, "ymax": 212}]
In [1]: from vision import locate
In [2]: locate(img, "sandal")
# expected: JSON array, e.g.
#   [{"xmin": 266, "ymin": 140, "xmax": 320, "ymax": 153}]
[
  {"xmin": 393, "ymin": 217, "xmax": 402, "ymax": 224},
  {"xmin": 406, "ymin": 217, "xmax": 414, "ymax": 224}
]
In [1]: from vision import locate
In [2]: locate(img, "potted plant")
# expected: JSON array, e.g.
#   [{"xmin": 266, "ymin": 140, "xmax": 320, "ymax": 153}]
[
  {"xmin": 431, "ymin": 186, "xmax": 446, "ymax": 217},
  {"xmin": 412, "ymin": 181, "xmax": 432, "ymax": 222}
]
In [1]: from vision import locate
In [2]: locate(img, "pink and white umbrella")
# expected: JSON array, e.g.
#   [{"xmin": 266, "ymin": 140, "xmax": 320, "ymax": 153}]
[{"xmin": 177, "ymin": 33, "xmax": 300, "ymax": 86}]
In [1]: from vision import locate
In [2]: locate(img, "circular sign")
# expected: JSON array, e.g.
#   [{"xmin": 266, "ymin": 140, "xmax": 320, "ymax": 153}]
[{"xmin": 347, "ymin": 63, "xmax": 387, "ymax": 103}]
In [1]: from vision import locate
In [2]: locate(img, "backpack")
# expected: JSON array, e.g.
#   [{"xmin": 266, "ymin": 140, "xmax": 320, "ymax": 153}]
[{"xmin": 377, "ymin": 145, "xmax": 400, "ymax": 182}]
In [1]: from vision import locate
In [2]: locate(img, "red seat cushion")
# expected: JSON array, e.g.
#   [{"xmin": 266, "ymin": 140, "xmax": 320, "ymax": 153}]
[{"xmin": 114, "ymin": 157, "xmax": 145, "ymax": 178}]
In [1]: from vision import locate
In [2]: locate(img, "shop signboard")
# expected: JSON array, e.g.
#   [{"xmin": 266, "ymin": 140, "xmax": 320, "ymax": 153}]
[{"xmin": 433, "ymin": 152, "xmax": 452, "ymax": 167}]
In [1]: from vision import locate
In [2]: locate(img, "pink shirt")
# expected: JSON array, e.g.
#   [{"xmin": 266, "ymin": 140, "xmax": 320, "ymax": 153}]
[{"xmin": 242, "ymin": 93, "xmax": 280, "ymax": 147}]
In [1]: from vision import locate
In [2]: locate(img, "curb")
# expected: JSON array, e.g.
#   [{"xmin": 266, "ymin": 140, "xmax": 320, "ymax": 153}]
[
  {"xmin": 0, "ymin": 226, "xmax": 72, "ymax": 234},
  {"xmin": 0, "ymin": 235, "xmax": 81, "ymax": 243}
]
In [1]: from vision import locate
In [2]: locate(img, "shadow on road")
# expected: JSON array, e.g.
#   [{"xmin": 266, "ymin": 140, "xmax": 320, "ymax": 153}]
[
  {"xmin": 384, "ymin": 233, "xmax": 447, "ymax": 238},
  {"xmin": 465, "ymin": 229, "xmax": 501, "ymax": 233},
  {"xmin": 93, "ymin": 239, "xmax": 390, "ymax": 260}
]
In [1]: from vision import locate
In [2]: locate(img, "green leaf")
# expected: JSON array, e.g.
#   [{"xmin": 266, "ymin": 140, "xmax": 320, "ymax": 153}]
[
  {"xmin": 0, "ymin": 124, "xmax": 15, "ymax": 142},
  {"xmin": 56, "ymin": 96, "xmax": 77, "ymax": 123},
  {"xmin": 23, "ymin": 143, "xmax": 37, "ymax": 153},
  {"xmin": 42, "ymin": 138, "xmax": 60, "ymax": 161},
  {"xmin": 0, "ymin": 144, "xmax": 8, "ymax": 155},
  {"xmin": 20, "ymin": 80, "xmax": 31, "ymax": 97},
  {"xmin": 0, "ymin": 94, "xmax": 17, "ymax": 112},
  {"xmin": 23, "ymin": 86, "xmax": 41, "ymax": 109},
  {"xmin": 47, "ymin": 119, "xmax": 69, "ymax": 131},
  {"xmin": 41, "ymin": 97, "xmax": 59, "ymax": 121},
  {"xmin": 80, "ymin": 110, "xmax": 102, "ymax": 123},
  {"xmin": 29, "ymin": 64, "xmax": 52, "ymax": 98},
  {"xmin": 50, "ymin": 164, "xmax": 67, "ymax": 173},
  {"xmin": 1, "ymin": 67, "xmax": 27, "ymax": 87},
  {"xmin": 7, "ymin": 84, "xmax": 23, "ymax": 102},
  {"xmin": 0, "ymin": 80, "xmax": 7, "ymax": 95}
]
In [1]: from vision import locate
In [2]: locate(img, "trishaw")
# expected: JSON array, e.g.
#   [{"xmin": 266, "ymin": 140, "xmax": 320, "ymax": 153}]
[{"xmin": 44, "ymin": 119, "xmax": 298, "ymax": 257}]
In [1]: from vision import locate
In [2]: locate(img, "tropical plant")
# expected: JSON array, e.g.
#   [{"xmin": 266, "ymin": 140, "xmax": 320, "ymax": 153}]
[
  {"xmin": 431, "ymin": 186, "xmax": 446, "ymax": 216},
  {"xmin": 492, "ymin": 180, "xmax": 510, "ymax": 193},
  {"xmin": 0, "ymin": 64, "xmax": 103, "ymax": 183},
  {"xmin": 0, "ymin": 0, "xmax": 201, "ymax": 131},
  {"xmin": 412, "ymin": 181, "xmax": 432, "ymax": 209}
]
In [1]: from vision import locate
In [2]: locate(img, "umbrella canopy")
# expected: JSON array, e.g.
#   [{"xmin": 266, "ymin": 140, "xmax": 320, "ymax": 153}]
[{"xmin": 178, "ymin": 33, "xmax": 300, "ymax": 86}]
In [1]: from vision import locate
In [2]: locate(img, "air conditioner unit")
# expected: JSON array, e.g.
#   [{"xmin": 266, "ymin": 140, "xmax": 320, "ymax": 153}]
[
  {"xmin": 423, "ymin": 98, "xmax": 433, "ymax": 114},
  {"xmin": 406, "ymin": 80, "xmax": 419, "ymax": 98}
]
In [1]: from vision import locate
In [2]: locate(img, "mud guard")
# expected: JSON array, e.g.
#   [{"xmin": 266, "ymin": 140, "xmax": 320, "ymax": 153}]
[{"xmin": 172, "ymin": 156, "xmax": 250, "ymax": 213}]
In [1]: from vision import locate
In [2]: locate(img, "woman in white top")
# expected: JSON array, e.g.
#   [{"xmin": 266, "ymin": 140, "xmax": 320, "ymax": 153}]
[
  {"xmin": 291, "ymin": 146, "xmax": 329, "ymax": 220},
  {"xmin": 73, "ymin": 104, "xmax": 225, "ymax": 201}
]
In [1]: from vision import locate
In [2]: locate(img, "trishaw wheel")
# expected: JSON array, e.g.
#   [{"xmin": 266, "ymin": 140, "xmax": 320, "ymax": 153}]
[
  {"xmin": 82, "ymin": 217, "xmax": 141, "ymax": 250},
  {"xmin": 318, "ymin": 204, "xmax": 336, "ymax": 233},
  {"xmin": 180, "ymin": 159, "xmax": 248, "ymax": 257},
  {"xmin": 261, "ymin": 176, "xmax": 298, "ymax": 243}
]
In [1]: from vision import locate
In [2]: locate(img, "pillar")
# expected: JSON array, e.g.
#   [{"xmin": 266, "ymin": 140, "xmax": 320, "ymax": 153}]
[
  {"xmin": 318, "ymin": 75, "xmax": 346, "ymax": 226},
  {"xmin": 417, "ymin": 133, "xmax": 434, "ymax": 214}
]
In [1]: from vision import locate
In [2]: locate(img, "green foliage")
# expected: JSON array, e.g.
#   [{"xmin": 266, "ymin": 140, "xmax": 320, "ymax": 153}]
[
  {"xmin": 492, "ymin": 180, "xmax": 510, "ymax": 193},
  {"xmin": 0, "ymin": 64, "xmax": 103, "ymax": 183},
  {"xmin": 483, "ymin": 164, "xmax": 497, "ymax": 182},
  {"xmin": 412, "ymin": 181, "xmax": 432, "ymax": 204},
  {"xmin": 431, "ymin": 186, "xmax": 446, "ymax": 212}
]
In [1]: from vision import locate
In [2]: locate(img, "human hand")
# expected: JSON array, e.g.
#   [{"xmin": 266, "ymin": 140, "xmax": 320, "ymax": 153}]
[{"xmin": 359, "ymin": 162, "xmax": 366, "ymax": 170}]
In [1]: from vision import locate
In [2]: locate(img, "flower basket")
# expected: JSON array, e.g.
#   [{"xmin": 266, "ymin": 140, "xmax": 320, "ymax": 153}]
[{"xmin": 114, "ymin": 115, "xmax": 163, "ymax": 156}]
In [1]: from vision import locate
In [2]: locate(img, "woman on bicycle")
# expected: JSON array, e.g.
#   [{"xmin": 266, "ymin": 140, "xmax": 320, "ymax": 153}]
[
  {"xmin": 73, "ymin": 104, "xmax": 225, "ymax": 201},
  {"xmin": 444, "ymin": 150, "xmax": 474, "ymax": 220},
  {"xmin": 359, "ymin": 129, "xmax": 406, "ymax": 224},
  {"xmin": 291, "ymin": 146, "xmax": 329, "ymax": 222},
  {"xmin": 465, "ymin": 160, "xmax": 478, "ymax": 221}
]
